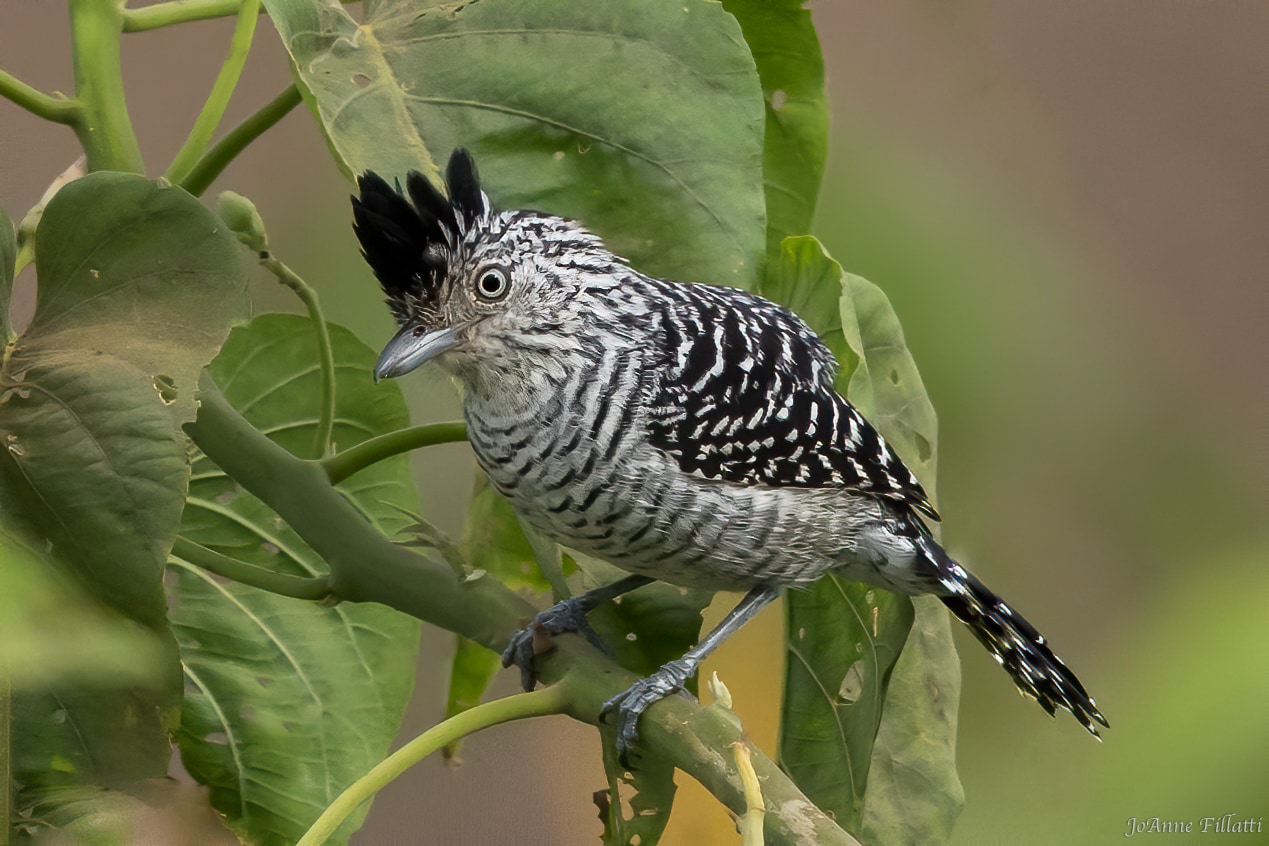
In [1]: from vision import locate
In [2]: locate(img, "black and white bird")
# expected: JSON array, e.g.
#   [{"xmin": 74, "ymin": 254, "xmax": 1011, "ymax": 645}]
[{"xmin": 352, "ymin": 149, "xmax": 1107, "ymax": 757}]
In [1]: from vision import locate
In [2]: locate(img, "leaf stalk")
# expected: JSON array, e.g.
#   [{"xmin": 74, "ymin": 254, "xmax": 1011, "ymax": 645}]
[
  {"xmin": 165, "ymin": 0, "xmax": 261, "ymax": 185},
  {"xmin": 295, "ymin": 686, "xmax": 570, "ymax": 846},
  {"xmin": 171, "ymin": 536, "xmax": 331, "ymax": 601},
  {"xmin": 323, "ymin": 422, "xmax": 469, "ymax": 484}
]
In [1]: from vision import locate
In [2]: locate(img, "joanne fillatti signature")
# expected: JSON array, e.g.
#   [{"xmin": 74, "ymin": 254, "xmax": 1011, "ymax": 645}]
[{"xmin": 1125, "ymin": 815, "xmax": 1263, "ymax": 837}]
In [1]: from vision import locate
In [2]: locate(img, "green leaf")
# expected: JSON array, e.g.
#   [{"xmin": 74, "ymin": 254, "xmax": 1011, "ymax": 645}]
[
  {"xmin": 172, "ymin": 314, "xmax": 422, "ymax": 846},
  {"xmin": 597, "ymin": 740, "xmax": 676, "ymax": 846},
  {"xmin": 4, "ymin": 526, "xmax": 177, "ymax": 797},
  {"xmin": 722, "ymin": 0, "xmax": 828, "ymax": 263},
  {"xmin": 0, "ymin": 526, "xmax": 167, "ymax": 691},
  {"xmin": 0, "ymin": 172, "xmax": 249, "ymax": 625},
  {"xmin": 764, "ymin": 236, "xmax": 961, "ymax": 839},
  {"xmin": 263, "ymin": 0, "xmax": 767, "ymax": 288},
  {"xmin": 1, "ymin": 202, "xmax": 14, "ymax": 341},
  {"xmin": 780, "ymin": 577, "xmax": 914, "ymax": 831},
  {"xmin": 859, "ymin": 596, "xmax": 964, "ymax": 846}
]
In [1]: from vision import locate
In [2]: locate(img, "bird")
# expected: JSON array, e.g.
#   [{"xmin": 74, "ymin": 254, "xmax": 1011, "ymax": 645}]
[{"xmin": 351, "ymin": 148, "xmax": 1107, "ymax": 759}]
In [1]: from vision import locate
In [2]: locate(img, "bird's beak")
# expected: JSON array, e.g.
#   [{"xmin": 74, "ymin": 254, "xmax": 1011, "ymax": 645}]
[{"xmin": 374, "ymin": 324, "xmax": 459, "ymax": 381}]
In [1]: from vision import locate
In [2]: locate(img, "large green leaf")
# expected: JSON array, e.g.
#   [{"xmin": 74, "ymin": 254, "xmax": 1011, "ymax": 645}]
[
  {"xmin": 860, "ymin": 596, "xmax": 964, "ymax": 846},
  {"xmin": 764, "ymin": 237, "xmax": 961, "ymax": 839},
  {"xmin": 723, "ymin": 0, "xmax": 828, "ymax": 263},
  {"xmin": 3, "ymin": 528, "xmax": 176, "ymax": 800},
  {"xmin": 172, "ymin": 314, "xmax": 422, "ymax": 846},
  {"xmin": 0, "ymin": 527, "xmax": 166, "ymax": 691},
  {"xmin": 0, "ymin": 172, "xmax": 249, "ymax": 625},
  {"xmin": 781, "ymin": 577, "xmax": 914, "ymax": 830},
  {"xmin": 263, "ymin": 0, "xmax": 767, "ymax": 288},
  {"xmin": 0, "ymin": 174, "xmax": 246, "ymax": 809}
]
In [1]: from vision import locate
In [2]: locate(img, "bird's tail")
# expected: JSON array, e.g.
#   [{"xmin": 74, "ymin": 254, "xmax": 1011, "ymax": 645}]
[{"xmin": 910, "ymin": 523, "xmax": 1109, "ymax": 736}]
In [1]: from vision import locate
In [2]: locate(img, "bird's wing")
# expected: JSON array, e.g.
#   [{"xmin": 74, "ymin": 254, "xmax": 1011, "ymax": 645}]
[{"xmin": 644, "ymin": 283, "xmax": 939, "ymax": 521}]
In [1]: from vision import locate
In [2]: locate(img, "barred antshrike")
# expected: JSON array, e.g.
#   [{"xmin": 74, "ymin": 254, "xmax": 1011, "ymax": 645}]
[{"xmin": 352, "ymin": 150, "xmax": 1106, "ymax": 757}]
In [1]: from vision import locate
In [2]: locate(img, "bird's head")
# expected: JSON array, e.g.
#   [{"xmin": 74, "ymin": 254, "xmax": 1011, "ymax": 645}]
[{"xmin": 352, "ymin": 149, "xmax": 617, "ymax": 384}]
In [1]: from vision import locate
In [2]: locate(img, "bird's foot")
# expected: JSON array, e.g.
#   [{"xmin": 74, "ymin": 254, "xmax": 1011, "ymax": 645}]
[
  {"xmin": 601, "ymin": 658, "xmax": 696, "ymax": 765},
  {"xmin": 501, "ymin": 596, "xmax": 611, "ymax": 690}
]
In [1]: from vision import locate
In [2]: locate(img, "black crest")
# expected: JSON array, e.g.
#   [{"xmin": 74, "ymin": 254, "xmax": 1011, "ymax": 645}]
[{"xmin": 351, "ymin": 149, "xmax": 488, "ymax": 319}]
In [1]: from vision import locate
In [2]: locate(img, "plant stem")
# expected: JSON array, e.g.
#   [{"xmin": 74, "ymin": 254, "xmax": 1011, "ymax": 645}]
[
  {"xmin": 296, "ymin": 686, "xmax": 569, "ymax": 846},
  {"xmin": 122, "ymin": 0, "xmax": 360, "ymax": 32},
  {"xmin": 123, "ymin": 0, "xmax": 250, "ymax": 31},
  {"xmin": 186, "ymin": 372, "xmax": 533, "ymax": 647},
  {"xmin": 323, "ymin": 422, "xmax": 468, "ymax": 484},
  {"xmin": 69, "ymin": 0, "xmax": 144, "ymax": 173},
  {"xmin": 181, "ymin": 84, "xmax": 301, "ymax": 197},
  {"xmin": 0, "ymin": 70, "xmax": 80, "ymax": 124},
  {"xmin": 165, "ymin": 0, "xmax": 261, "ymax": 186},
  {"xmin": 260, "ymin": 255, "xmax": 336, "ymax": 458},
  {"xmin": 171, "ymin": 537, "xmax": 330, "ymax": 600}
]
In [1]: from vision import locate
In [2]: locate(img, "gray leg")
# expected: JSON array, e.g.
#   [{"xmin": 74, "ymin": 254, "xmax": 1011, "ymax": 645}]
[
  {"xmin": 602, "ymin": 584, "xmax": 782, "ymax": 763},
  {"xmin": 502, "ymin": 574, "xmax": 654, "ymax": 690}
]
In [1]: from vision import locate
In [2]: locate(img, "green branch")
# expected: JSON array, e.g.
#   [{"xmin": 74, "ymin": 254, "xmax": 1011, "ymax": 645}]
[
  {"xmin": 0, "ymin": 70, "xmax": 80, "ymax": 125},
  {"xmin": 69, "ymin": 0, "xmax": 143, "ymax": 172},
  {"xmin": 171, "ymin": 537, "xmax": 330, "ymax": 600},
  {"xmin": 124, "ymin": 0, "xmax": 250, "ymax": 31},
  {"xmin": 185, "ymin": 373, "xmax": 857, "ymax": 845},
  {"xmin": 296, "ymin": 686, "xmax": 570, "ymax": 846},
  {"xmin": 323, "ymin": 422, "xmax": 468, "ymax": 484},
  {"xmin": 181, "ymin": 84, "xmax": 301, "ymax": 197},
  {"xmin": 166, "ymin": 0, "xmax": 261, "ymax": 185},
  {"xmin": 122, "ymin": 0, "xmax": 360, "ymax": 31},
  {"xmin": 260, "ymin": 255, "xmax": 337, "ymax": 459}
]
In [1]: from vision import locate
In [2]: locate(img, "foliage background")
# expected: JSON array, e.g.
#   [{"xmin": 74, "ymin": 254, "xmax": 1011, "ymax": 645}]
[{"xmin": 1, "ymin": 2, "xmax": 1264, "ymax": 844}]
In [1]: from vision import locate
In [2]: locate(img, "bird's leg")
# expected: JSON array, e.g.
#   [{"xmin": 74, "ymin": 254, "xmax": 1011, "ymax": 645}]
[
  {"xmin": 602, "ymin": 584, "xmax": 782, "ymax": 764},
  {"xmin": 502, "ymin": 574, "xmax": 654, "ymax": 690}
]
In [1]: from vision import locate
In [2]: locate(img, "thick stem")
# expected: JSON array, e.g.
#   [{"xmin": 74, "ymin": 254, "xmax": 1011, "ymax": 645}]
[
  {"xmin": 181, "ymin": 84, "xmax": 301, "ymax": 197},
  {"xmin": 185, "ymin": 371, "xmax": 532, "ymax": 649},
  {"xmin": 69, "ymin": 0, "xmax": 144, "ymax": 173},
  {"xmin": 323, "ymin": 422, "xmax": 468, "ymax": 484},
  {"xmin": 296, "ymin": 686, "xmax": 569, "ymax": 846},
  {"xmin": 165, "ymin": 0, "xmax": 261, "ymax": 185},
  {"xmin": 260, "ymin": 255, "xmax": 336, "ymax": 458},
  {"xmin": 0, "ymin": 70, "xmax": 81, "ymax": 124},
  {"xmin": 171, "ymin": 537, "xmax": 330, "ymax": 600}
]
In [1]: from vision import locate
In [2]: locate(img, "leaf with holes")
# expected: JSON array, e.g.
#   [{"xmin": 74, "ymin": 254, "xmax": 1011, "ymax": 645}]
[
  {"xmin": 172, "ymin": 314, "xmax": 421, "ymax": 846},
  {"xmin": 0, "ymin": 172, "xmax": 248, "ymax": 625},
  {"xmin": 763, "ymin": 236, "xmax": 961, "ymax": 838},
  {"xmin": 723, "ymin": 0, "xmax": 828, "ymax": 263},
  {"xmin": 263, "ymin": 0, "xmax": 766, "ymax": 288}
]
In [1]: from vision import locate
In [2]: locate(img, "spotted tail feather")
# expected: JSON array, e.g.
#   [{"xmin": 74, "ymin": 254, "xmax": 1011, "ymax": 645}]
[{"xmin": 914, "ymin": 529, "xmax": 1108, "ymax": 735}]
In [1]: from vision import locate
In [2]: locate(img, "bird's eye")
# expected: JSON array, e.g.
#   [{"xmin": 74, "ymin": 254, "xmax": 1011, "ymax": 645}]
[{"xmin": 475, "ymin": 268, "xmax": 511, "ymax": 301}]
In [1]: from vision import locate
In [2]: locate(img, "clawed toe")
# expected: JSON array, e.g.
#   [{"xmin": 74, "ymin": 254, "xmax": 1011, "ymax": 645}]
[
  {"xmin": 500, "ymin": 596, "xmax": 612, "ymax": 691},
  {"xmin": 601, "ymin": 660, "xmax": 695, "ymax": 765}
]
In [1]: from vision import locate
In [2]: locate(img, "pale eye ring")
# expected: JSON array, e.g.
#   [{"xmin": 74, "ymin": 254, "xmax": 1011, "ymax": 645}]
[{"xmin": 475, "ymin": 267, "xmax": 511, "ymax": 301}]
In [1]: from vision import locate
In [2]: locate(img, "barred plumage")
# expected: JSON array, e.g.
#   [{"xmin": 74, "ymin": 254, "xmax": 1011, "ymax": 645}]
[{"xmin": 353, "ymin": 149, "xmax": 1107, "ymax": 754}]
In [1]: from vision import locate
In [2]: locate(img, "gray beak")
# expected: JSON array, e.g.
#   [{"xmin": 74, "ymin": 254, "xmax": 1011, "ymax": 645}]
[{"xmin": 374, "ymin": 324, "xmax": 459, "ymax": 381}]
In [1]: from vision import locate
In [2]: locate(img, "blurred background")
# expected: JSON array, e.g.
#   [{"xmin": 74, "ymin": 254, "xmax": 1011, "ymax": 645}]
[{"xmin": 1, "ymin": 2, "xmax": 1264, "ymax": 844}]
